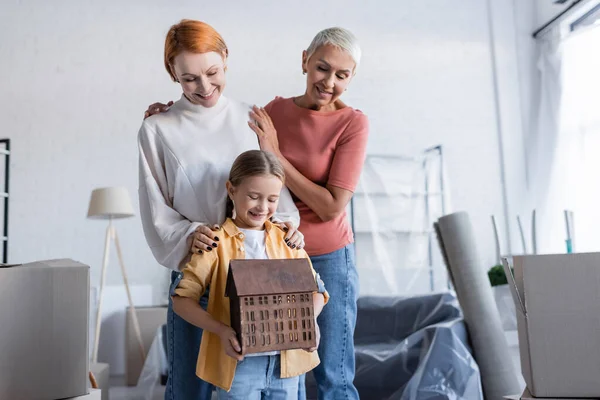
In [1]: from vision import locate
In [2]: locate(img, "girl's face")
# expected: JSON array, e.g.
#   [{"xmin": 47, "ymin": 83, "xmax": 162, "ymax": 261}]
[
  {"xmin": 171, "ymin": 51, "xmax": 226, "ymax": 108},
  {"xmin": 301, "ymin": 44, "xmax": 355, "ymax": 110},
  {"xmin": 227, "ymin": 174, "xmax": 283, "ymax": 230}
]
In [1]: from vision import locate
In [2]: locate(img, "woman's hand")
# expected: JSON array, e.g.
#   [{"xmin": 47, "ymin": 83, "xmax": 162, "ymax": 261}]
[
  {"xmin": 275, "ymin": 221, "xmax": 305, "ymax": 250},
  {"xmin": 248, "ymin": 106, "xmax": 281, "ymax": 156},
  {"xmin": 143, "ymin": 101, "xmax": 174, "ymax": 119},
  {"xmin": 217, "ymin": 325, "xmax": 244, "ymax": 361},
  {"xmin": 190, "ymin": 225, "xmax": 220, "ymax": 254}
]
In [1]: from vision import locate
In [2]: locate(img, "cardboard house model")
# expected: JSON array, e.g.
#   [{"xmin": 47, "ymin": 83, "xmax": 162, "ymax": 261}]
[{"xmin": 225, "ymin": 259, "xmax": 318, "ymax": 355}]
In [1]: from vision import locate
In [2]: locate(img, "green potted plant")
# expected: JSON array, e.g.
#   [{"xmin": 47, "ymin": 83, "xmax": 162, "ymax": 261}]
[{"xmin": 487, "ymin": 264, "xmax": 511, "ymax": 286}]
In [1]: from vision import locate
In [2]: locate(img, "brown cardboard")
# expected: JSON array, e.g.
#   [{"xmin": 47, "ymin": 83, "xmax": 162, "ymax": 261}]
[
  {"xmin": 503, "ymin": 253, "xmax": 600, "ymax": 398},
  {"xmin": 0, "ymin": 259, "xmax": 90, "ymax": 400},
  {"xmin": 125, "ymin": 305, "xmax": 167, "ymax": 386}
]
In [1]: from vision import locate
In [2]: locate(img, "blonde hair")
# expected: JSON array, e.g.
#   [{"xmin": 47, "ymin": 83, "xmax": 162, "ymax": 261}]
[{"xmin": 225, "ymin": 150, "xmax": 285, "ymax": 218}]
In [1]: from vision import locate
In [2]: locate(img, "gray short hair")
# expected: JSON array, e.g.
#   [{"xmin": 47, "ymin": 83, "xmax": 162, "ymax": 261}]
[{"xmin": 305, "ymin": 27, "xmax": 361, "ymax": 70}]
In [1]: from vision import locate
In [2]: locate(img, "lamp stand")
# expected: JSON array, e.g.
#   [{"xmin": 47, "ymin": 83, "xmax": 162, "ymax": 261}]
[{"xmin": 92, "ymin": 217, "xmax": 146, "ymax": 364}]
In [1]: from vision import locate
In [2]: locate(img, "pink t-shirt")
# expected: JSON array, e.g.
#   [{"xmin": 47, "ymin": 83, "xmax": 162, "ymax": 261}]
[{"xmin": 265, "ymin": 97, "xmax": 369, "ymax": 256}]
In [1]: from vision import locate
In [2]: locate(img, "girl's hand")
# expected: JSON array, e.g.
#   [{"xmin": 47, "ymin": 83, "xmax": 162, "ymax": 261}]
[
  {"xmin": 190, "ymin": 225, "xmax": 220, "ymax": 254},
  {"xmin": 143, "ymin": 101, "xmax": 174, "ymax": 119},
  {"xmin": 275, "ymin": 221, "xmax": 305, "ymax": 250},
  {"xmin": 248, "ymin": 106, "xmax": 281, "ymax": 156},
  {"xmin": 218, "ymin": 325, "xmax": 244, "ymax": 361}
]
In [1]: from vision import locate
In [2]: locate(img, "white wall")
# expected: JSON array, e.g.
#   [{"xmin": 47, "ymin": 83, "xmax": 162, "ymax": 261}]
[{"xmin": 1, "ymin": 0, "xmax": 534, "ymax": 298}]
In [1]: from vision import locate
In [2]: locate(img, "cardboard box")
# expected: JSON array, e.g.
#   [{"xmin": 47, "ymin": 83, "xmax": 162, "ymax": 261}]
[
  {"xmin": 503, "ymin": 253, "xmax": 600, "ymax": 398},
  {"xmin": 0, "ymin": 259, "xmax": 89, "ymax": 400},
  {"xmin": 90, "ymin": 362, "xmax": 110, "ymax": 400},
  {"xmin": 126, "ymin": 305, "xmax": 167, "ymax": 386},
  {"xmin": 504, "ymin": 387, "xmax": 599, "ymax": 399},
  {"xmin": 65, "ymin": 388, "xmax": 102, "ymax": 399}
]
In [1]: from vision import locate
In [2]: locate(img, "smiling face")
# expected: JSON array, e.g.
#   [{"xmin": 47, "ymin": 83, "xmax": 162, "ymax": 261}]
[
  {"xmin": 301, "ymin": 44, "xmax": 356, "ymax": 111},
  {"xmin": 171, "ymin": 50, "xmax": 226, "ymax": 108},
  {"xmin": 226, "ymin": 174, "xmax": 283, "ymax": 230}
]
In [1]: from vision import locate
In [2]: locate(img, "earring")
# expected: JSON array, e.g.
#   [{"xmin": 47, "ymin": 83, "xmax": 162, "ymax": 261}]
[
  {"xmin": 302, "ymin": 70, "xmax": 306, "ymax": 75},
  {"xmin": 231, "ymin": 200, "xmax": 237, "ymax": 220}
]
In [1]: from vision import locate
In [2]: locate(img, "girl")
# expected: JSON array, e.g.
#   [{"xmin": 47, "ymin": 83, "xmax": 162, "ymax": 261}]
[{"xmin": 171, "ymin": 150, "xmax": 328, "ymax": 399}]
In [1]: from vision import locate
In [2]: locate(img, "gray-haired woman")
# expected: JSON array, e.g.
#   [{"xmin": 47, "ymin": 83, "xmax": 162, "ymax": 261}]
[{"xmin": 249, "ymin": 27, "xmax": 367, "ymax": 400}]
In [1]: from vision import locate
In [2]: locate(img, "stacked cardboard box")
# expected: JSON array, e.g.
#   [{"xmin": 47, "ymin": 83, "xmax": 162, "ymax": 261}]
[
  {"xmin": 503, "ymin": 253, "xmax": 600, "ymax": 399},
  {"xmin": 0, "ymin": 259, "xmax": 90, "ymax": 400},
  {"xmin": 90, "ymin": 362, "xmax": 110, "ymax": 400},
  {"xmin": 125, "ymin": 305, "xmax": 168, "ymax": 385}
]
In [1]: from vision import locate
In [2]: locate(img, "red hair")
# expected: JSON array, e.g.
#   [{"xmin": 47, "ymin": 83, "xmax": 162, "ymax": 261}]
[{"xmin": 164, "ymin": 20, "xmax": 228, "ymax": 81}]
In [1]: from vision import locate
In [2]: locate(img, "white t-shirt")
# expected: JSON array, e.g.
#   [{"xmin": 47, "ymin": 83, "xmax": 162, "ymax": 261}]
[
  {"xmin": 239, "ymin": 228, "xmax": 280, "ymax": 357},
  {"xmin": 137, "ymin": 94, "xmax": 300, "ymax": 270},
  {"xmin": 239, "ymin": 228, "xmax": 268, "ymax": 260}
]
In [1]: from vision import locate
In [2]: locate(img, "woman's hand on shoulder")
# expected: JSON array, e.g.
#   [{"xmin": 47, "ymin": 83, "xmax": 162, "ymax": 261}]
[
  {"xmin": 275, "ymin": 221, "xmax": 305, "ymax": 250},
  {"xmin": 190, "ymin": 224, "xmax": 221, "ymax": 254},
  {"xmin": 143, "ymin": 100, "xmax": 174, "ymax": 119},
  {"xmin": 248, "ymin": 105, "xmax": 281, "ymax": 156}
]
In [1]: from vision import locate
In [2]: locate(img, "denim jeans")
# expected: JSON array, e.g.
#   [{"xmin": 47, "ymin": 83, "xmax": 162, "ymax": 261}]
[
  {"xmin": 309, "ymin": 244, "xmax": 360, "ymax": 400},
  {"xmin": 216, "ymin": 355, "xmax": 299, "ymax": 400},
  {"xmin": 165, "ymin": 271, "xmax": 214, "ymax": 400}
]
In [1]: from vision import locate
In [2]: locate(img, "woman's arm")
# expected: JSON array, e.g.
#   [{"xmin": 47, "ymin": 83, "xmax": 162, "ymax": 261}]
[
  {"xmin": 138, "ymin": 122, "xmax": 218, "ymax": 269},
  {"xmin": 277, "ymin": 158, "xmax": 353, "ymax": 222},
  {"xmin": 271, "ymin": 186, "xmax": 300, "ymax": 228},
  {"xmin": 249, "ymin": 106, "xmax": 368, "ymax": 222}
]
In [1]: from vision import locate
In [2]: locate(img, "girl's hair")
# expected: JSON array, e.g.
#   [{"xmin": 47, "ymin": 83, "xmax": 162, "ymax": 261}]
[
  {"xmin": 225, "ymin": 150, "xmax": 285, "ymax": 218},
  {"xmin": 164, "ymin": 20, "xmax": 228, "ymax": 82}
]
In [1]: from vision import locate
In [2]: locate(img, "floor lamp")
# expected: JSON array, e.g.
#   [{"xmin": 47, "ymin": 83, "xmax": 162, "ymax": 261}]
[{"xmin": 87, "ymin": 187, "xmax": 145, "ymax": 364}]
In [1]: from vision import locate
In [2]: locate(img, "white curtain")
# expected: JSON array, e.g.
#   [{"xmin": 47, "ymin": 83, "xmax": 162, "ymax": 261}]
[
  {"xmin": 528, "ymin": 26, "xmax": 566, "ymax": 254},
  {"xmin": 559, "ymin": 26, "xmax": 600, "ymax": 252},
  {"xmin": 530, "ymin": 24, "xmax": 600, "ymax": 253}
]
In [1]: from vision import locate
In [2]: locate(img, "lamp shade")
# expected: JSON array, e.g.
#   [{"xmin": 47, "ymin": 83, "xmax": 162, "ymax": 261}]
[{"xmin": 87, "ymin": 187, "xmax": 134, "ymax": 219}]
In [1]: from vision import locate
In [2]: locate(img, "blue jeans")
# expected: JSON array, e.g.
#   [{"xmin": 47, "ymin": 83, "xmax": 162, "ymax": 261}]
[
  {"xmin": 308, "ymin": 244, "xmax": 360, "ymax": 400},
  {"xmin": 165, "ymin": 271, "xmax": 214, "ymax": 400},
  {"xmin": 216, "ymin": 355, "xmax": 299, "ymax": 400}
]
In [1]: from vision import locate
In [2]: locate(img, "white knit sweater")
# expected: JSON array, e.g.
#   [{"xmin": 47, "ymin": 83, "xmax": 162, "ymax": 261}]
[{"xmin": 138, "ymin": 94, "xmax": 299, "ymax": 270}]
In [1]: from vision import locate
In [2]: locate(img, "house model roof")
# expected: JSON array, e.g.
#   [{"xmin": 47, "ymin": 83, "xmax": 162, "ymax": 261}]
[{"xmin": 225, "ymin": 259, "xmax": 318, "ymax": 297}]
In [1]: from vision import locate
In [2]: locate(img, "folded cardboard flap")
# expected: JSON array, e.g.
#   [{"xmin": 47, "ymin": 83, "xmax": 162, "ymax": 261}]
[{"xmin": 502, "ymin": 257, "xmax": 525, "ymax": 314}]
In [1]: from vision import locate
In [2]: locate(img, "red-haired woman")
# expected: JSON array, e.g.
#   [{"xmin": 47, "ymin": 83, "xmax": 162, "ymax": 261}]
[{"xmin": 137, "ymin": 20, "xmax": 304, "ymax": 399}]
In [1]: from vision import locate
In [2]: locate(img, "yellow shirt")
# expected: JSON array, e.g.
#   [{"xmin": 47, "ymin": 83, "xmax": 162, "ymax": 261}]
[{"xmin": 173, "ymin": 218, "xmax": 329, "ymax": 391}]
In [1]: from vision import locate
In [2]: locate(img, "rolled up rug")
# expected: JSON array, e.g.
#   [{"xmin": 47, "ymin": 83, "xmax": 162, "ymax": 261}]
[{"xmin": 435, "ymin": 211, "xmax": 521, "ymax": 400}]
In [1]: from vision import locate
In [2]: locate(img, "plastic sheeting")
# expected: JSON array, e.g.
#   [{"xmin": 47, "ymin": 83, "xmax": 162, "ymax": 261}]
[
  {"xmin": 493, "ymin": 284, "xmax": 517, "ymax": 331},
  {"xmin": 306, "ymin": 292, "xmax": 483, "ymax": 400},
  {"xmin": 352, "ymin": 147, "xmax": 449, "ymax": 297},
  {"xmin": 130, "ymin": 326, "xmax": 168, "ymax": 400}
]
